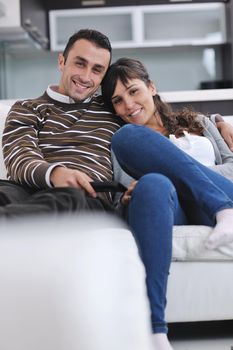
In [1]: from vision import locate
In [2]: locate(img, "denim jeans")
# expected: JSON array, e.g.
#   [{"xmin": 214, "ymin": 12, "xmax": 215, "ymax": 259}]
[{"xmin": 112, "ymin": 124, "xmax": 233, "ymax": 333}]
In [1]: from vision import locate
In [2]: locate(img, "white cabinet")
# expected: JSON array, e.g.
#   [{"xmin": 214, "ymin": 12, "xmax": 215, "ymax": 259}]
[
  {"xmin": 49, "ymin": 2, "xmax": 226, "ymax": 51},
  {"xmin": 142, "ymin": 3, "xmax": 226, "ymax": 46},
  {"xmin": 49, "ymin": 7, "xmax": 136, "ymax": 51}
]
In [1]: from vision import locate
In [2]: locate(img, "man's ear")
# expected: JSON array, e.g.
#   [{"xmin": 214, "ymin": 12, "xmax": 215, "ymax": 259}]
[{"xmin": 58, "ymin": 53, "xmax": 65, "ymax": 72}]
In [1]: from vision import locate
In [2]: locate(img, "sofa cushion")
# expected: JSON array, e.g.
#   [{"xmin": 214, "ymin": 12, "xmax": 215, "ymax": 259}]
[{"xmin": 173, "ymin": 225, "xmax": 233, "ymax": 261}]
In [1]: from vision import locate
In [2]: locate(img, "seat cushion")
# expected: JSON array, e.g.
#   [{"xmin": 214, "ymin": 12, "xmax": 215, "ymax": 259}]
[{"xmin": 172, "ymin": 225, "xmax": 233, "ymax": 261}]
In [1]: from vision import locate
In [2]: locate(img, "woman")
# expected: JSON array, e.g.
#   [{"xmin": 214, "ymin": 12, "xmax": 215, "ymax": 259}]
[{"xmin": 101, "ymin": 58, "xmax": 233, "ymax": 350}]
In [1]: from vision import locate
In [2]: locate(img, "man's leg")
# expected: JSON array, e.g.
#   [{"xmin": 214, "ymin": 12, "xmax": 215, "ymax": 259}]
[
  {"xmin": 1, "ymin": 186, "xmax": 107, "ymax": 217},
  {"xmin": 0, "ymin": 180, "xmax": 33, "ymax": 206}
]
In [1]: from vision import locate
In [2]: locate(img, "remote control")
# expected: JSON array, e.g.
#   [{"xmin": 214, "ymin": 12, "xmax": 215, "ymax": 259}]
[{"xmin": 91, "ymin": 181, "xmax": 127, "ymax": 193}]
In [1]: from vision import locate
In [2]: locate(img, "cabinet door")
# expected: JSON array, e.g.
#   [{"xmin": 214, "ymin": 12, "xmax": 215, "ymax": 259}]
[
  {"xmin": 49, "ymin": 7, "xmax": 135, "ymax": 51},
  {"xmin": 142, "ymin": 3, "xmax": 226, "ymax": 46}
]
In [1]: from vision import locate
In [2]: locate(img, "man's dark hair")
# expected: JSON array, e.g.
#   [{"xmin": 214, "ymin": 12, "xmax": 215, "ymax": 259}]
[{"xmin": 62, "ymin": 29, "xmax": 112, "ymax": 63}]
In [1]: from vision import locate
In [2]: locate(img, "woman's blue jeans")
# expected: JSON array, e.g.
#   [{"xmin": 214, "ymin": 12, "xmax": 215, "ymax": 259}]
[{"xmin": 111, "ymin": 124, "xmax": 233, "ymax": 334}]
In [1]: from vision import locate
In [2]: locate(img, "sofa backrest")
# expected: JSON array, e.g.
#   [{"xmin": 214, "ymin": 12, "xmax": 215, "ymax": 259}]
[
  {"xmin": 1, "ymin": 100, "xmax": 233, "ymax": 181},
  {"xmin": 0, "ymin": 103, "xmax": 12, "ymax": 179}
]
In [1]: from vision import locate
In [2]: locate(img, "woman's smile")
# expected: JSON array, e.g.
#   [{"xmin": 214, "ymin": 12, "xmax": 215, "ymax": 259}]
[
  {"xmin": 112, "ymin": 78, "xmax": 157, "ymax": 128},
  {"xmin": 128, "ymin": 108, "xmax": 143, "ymax": 118}
]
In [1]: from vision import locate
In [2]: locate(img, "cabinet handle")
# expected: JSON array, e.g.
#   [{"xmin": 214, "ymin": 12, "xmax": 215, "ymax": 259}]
[
  {"xmin": 81, "ymin": 0, "xmax": 105, "ymax": 6},
  {"xmin": 169, "ymin": 0, "xmax": 192, "ymax": 2},
  {"xmin": 24, "ymin": 18, "xmax": 32, "ymax": 27}
]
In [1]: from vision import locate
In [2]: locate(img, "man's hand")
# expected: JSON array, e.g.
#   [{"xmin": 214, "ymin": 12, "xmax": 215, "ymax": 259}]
[
  {"xmin": 217, "ymin": 121, "xmax": 233, "ymax": 151},
  {"xmin": 121, "ymin": 180, "xmax": 137, "ymax": 205},
  {"xmin": 50, "ymin": 166, "xmax": 97, "ymax": 198}
]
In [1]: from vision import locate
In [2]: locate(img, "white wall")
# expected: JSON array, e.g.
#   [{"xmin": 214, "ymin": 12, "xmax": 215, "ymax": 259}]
[
  {"xmin": 113, "ymin": 46, "xmax": 222, "ymax": 92},
  {"xmin": 0, "ymin": 44, "xmax": 223, "ymax": 99},
  {"xmin": 2, "ymin": 49, "xmax": 59, "ymax": 99}
]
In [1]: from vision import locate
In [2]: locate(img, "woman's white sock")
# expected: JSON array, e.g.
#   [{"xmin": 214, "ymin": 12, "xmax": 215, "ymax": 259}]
[
  {"xmin": 151, "ymin": 333, "xmax": 173, "ymax": 350},
  {"xmin": 206, "ymin": 208, "xmax": 233, "ymax": 249}
]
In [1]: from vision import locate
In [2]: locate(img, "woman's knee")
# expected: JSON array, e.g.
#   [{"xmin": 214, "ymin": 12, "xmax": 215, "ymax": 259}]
[
  {"xmin": 112, "ymin": 124, "xmax": 135, "ymax": 142},
  {"xmin": 134, "ymin": 173, "xmax": 174, "ymax": 198},
  {"xmin": 112, "ymin": 125, "xmax": 142, "ymax": 154}
]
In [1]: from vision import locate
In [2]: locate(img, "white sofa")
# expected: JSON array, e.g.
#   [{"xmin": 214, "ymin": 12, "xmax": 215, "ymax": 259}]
[
  {"xmin": 0, "ymin": 213, "xmax": 156, "ymax": 350},
  {"xmin": 1, "ymin": 100, "xmax": 233, "ymax": 329}
]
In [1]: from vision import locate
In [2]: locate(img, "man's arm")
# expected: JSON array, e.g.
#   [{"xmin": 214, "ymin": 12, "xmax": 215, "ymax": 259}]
[
  {"xmin": 202, "ymin": 116, "xmax": 233, "ymax": 182},
  {"xmin": 2, "ymin": 100, "xmax": 51, "ymax": 188},
  {"xmin": 216, "ymin": 121, "xmax": 233, "ymax": 152},
  {"xmin": 211, "ymin": 114, "xmax": 233, "ymax": 151}
]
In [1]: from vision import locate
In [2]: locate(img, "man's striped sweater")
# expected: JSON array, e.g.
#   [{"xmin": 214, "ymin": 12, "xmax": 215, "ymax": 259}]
[{"xmin": 2, "ymin": 91, "xmax": 121, "ymax": 207}]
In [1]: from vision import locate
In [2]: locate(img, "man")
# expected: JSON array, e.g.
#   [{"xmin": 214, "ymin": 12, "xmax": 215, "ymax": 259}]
[{"xmin": 1, "ymin": 29, "xmax": 122, "ymax": 215}]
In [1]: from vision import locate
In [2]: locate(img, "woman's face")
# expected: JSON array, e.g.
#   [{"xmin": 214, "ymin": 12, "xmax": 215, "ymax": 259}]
[{"xmin": 111, "ymin": 78, "xmax": 157, "ymax": 127}]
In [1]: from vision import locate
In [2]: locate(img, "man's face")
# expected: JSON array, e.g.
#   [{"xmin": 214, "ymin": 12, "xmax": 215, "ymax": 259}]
[{"xmin": 58, "ymin": 39, "xmax": 111, "ymax": 102}]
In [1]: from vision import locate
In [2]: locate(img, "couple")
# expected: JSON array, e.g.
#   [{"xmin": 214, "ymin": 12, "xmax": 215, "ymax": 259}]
[{"xmin": 1, "ymin": 29, "xmax": 233, "ymax": 350}]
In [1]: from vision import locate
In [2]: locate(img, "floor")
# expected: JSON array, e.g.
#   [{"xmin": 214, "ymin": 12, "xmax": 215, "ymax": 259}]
[{"xmin": 169, "ymin": 320, "xmax": 233, "ymax": 350}]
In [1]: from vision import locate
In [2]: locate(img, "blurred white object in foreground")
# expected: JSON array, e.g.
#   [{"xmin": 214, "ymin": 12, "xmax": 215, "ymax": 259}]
[{"xmin": 0, "ymin": 213, "xmax": 153, "ymax": 350}]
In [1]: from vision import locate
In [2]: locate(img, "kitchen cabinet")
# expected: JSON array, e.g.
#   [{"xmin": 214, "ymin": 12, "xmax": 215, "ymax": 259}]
[{"xmin": 49, "ymin": 2, "xmax": 226, "ymax": 51}]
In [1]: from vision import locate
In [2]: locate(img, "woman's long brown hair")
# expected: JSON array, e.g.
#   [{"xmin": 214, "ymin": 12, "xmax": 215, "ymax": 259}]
[{"xmin": 154, "ymin": 94, "xmax": 204, "ymax": 137}]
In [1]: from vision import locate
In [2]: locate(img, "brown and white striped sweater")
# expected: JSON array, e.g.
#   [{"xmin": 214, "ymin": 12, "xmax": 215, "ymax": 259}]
[{"xmin": 2, "ymin": 91, "xmax": 121, "ymax": 206}]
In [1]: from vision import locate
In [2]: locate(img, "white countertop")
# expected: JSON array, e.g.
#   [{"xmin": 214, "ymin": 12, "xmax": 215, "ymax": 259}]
[
  {"xmin": 160, "ymin": 88, "xmax": 233, "ymax": 103},
  {"xmin": 1, "ymin": 96, "xmax": 233, "ymax": 121},
  {"xmin": 1, "ymin": 89, "xmax": 233, "ymax": 105}
]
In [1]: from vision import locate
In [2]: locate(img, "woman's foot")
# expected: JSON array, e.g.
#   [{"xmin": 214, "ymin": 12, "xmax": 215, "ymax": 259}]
[
  {"xmin": 152, "ymin": 333, "xmax": 174, "ymax": 350},
  {"xmin": 206, "ymin": 208, "xmax": 233, "ymax": 249}
]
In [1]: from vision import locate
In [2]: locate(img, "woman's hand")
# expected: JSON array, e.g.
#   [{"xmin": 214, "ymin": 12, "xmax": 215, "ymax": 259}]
[
  {"xmin": 121, "ymin": 180, "xmax": 138, "ymax": 205},
  {"xmin": 50, "ymin": 166, "xmax": 97, "ymax": 198},
  {"xmin": 217, "ymin": 121, "xmax": 233, "ymax": 151}
]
